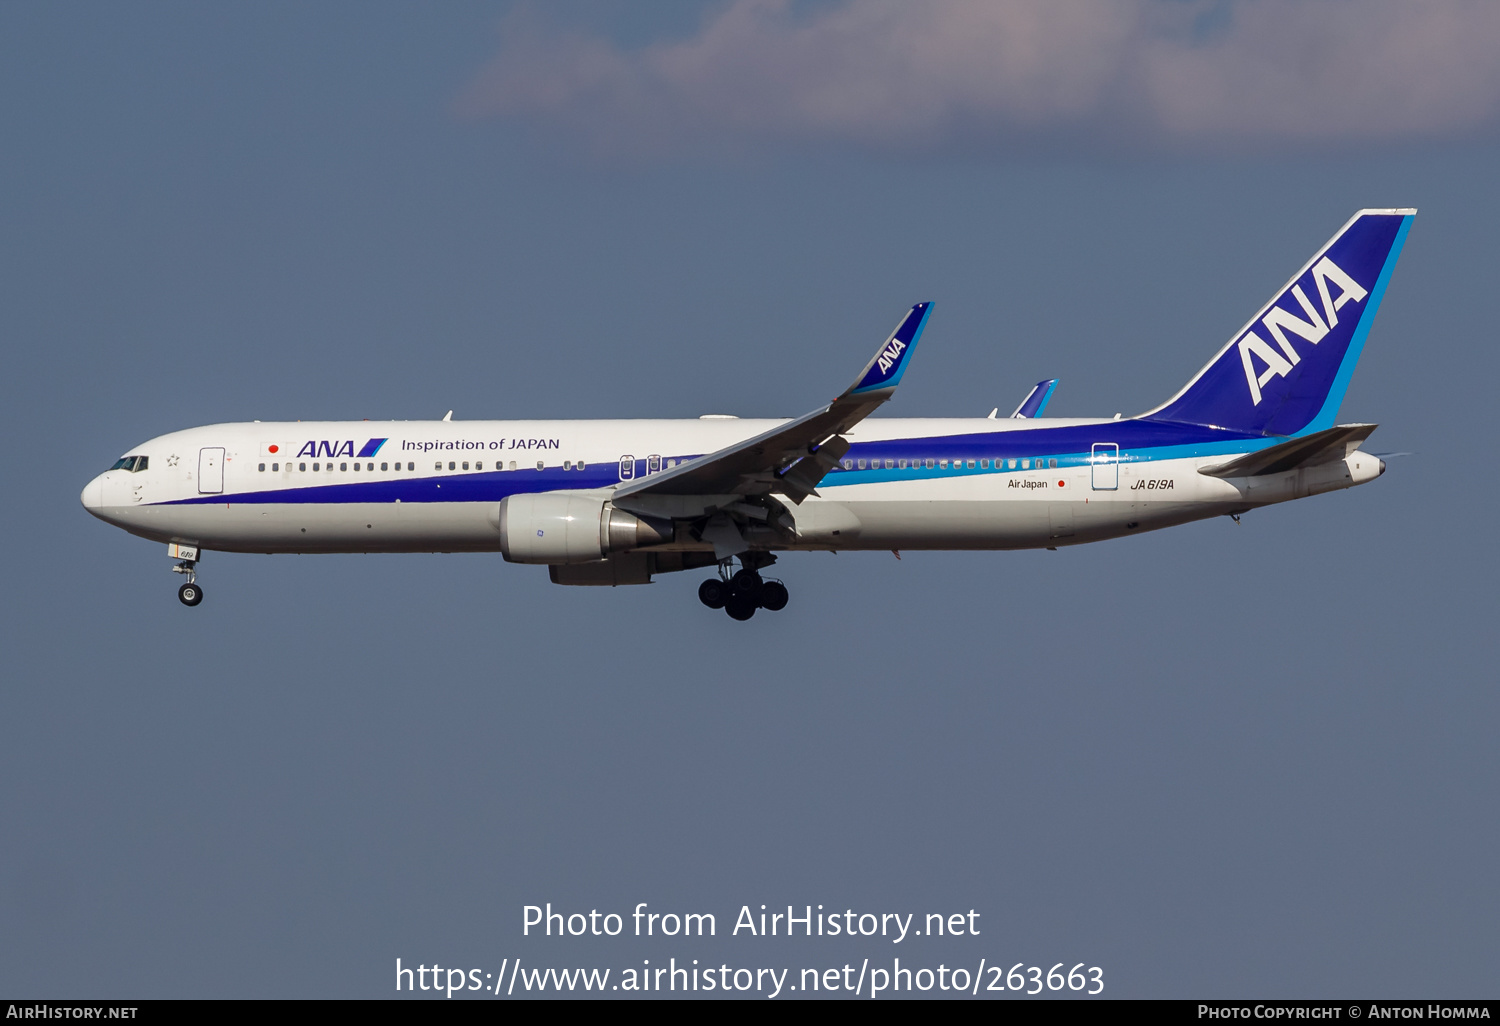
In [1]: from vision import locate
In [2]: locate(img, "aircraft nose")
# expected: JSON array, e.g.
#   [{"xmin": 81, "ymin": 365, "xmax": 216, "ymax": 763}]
[{"xmin": 81, "ymin": 474, "xmax": 105, "ymax": 514}]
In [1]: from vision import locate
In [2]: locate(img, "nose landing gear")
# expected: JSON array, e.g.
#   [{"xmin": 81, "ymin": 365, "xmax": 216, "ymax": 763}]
[
  {"xmin": 169, "ymin": 543, "xmax": 203, "ymax": 606},
  {"xmin": 698, "ymin": 557, "xmax": 788, "ymax": 620}
]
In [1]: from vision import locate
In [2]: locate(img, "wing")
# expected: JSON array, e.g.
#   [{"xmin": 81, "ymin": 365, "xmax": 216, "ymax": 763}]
[{"xmin": 612, "ymin": 302, "xmax": 933, "ymax": 511}]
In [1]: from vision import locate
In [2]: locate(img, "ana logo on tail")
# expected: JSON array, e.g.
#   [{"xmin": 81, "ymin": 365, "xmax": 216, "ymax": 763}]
[{"xmin": 1238, "ymin": 256, "xmax": 1368, "ymax": 405}]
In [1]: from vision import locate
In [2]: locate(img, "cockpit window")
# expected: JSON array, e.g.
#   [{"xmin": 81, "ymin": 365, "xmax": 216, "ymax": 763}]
[{"xmin": 109, "ymin": 456, "xmax": 148, "ymax": 473}]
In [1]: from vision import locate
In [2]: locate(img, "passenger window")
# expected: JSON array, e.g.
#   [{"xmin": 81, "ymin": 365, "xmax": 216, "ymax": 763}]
[
  {"xmin": 352, "ymin": 462, "xmax": 359, "ymax": 472},
  {"xmin": 407, "ymin": 462, "xmax": 414, "ymax": 471},
  {"xmin": 381, "ymin": 462, "xmax": 388, "ymax": 471},
  {"xmin": 449, "ymin": 461, "xmax": 456, "ymax": 471},
  {"xmin": 300, "ymin": 463, "xmax": 307, "ymax": 472},
  {"xmin": 341, "ymin": 462, "xmax": 349, "ymax": 471},
  {"xmin": 857, "ymin": 459, "xmax": 867, "ymax": 469},
  {"xmin": 939, "ymin": 459, "xmax": 948, "ymax": 469},
  {"xmin": 925, "ymin": 458, "xmax": 935, "ymax": 468},
  {"xmin": 967, "ymin": 460, "xmax": 976, "ymax": 469},
  {"xmin": 883, "ymin": 459, "xmax": 891, "ymax": 469},
  {"xmin": 563, "ymin": 461, "xmax": 571, "ymax": 470},
  {"xmin": 1049, "ymin": 458, "xmax": 1057, "ymax": 469},
  {"xmin": 508, "ymin": 461, "xmax": 515, "ymax": 471},
  {"xmin": 313, "ymin": 462, "xmax": 320, "ymax": 471},
  {"xmin": 1022, "ymin": 459, "xmax": 1031, "ymax": 469},
  {"xmin": 273, "ymin": 463, "xmax": 279, "ymax": 471},
  {"xmin": 258, "ymin": 463, "xmax": 265, "ymax": 472},
  {"xmin": 577, "ymin": 460, "xmax": 586, "ymax": 471},
  {"xmin": 842, "ymin": 460, "xmax": 853, "ymax": 470},
  {"xmin": 536, "ymin": 461, "xmax": 544, "ymax": 471},
  {"xmin": 462, "ymin": 461, "xmax": 469, "ymax": 470},
  {"xmin": 367, "ymin": 462, "xmax": 374, "ymax": 471},
  {"xmin": 435, "ymin": 462, "xmax": 442, "ymax": 471}
]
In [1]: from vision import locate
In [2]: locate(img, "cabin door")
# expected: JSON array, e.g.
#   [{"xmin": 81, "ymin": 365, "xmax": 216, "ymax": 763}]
[
  {"xmin": 1090, "ymin": 443, "xmax": 1119, "ymax": 491},
  {"xmin": 198, "ymin": 447, "xmax": 225, "ymax": 494}
]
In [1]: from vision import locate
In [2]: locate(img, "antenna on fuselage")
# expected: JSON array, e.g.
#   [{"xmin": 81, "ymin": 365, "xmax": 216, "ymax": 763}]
[{"xmin": 442, "ymin": 410, "xmax": 453, "ymax": 422}]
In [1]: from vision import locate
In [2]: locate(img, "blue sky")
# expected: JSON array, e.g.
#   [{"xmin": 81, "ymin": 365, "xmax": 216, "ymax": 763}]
[{"xmin": 2, "ymin": 1, "xmax": 1497, "ymax": 997}]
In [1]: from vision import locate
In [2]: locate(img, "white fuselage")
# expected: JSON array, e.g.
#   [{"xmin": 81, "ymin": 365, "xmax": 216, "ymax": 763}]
[{"xmin": 80, "ymin": 416, "xmax": 1384, "ymax": 557}]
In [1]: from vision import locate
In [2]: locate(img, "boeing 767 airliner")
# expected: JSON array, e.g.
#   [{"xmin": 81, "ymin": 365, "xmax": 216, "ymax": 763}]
[{"xmin": 82, "ymin": 209, "xmax": 1412, "ymax": 619}]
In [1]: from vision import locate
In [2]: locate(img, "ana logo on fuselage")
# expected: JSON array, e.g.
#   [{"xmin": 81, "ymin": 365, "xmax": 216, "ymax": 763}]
[
  {"xmin": 299, "ymin": 440, "xmax": 354, "ymax": 458},
  {"xmin": 1238, "ymin": 256, "xmax": 1368, "ymax": 405},
  {"xmin": 296, "ymin": 438, "xmax": 387, "ymax": 459}
]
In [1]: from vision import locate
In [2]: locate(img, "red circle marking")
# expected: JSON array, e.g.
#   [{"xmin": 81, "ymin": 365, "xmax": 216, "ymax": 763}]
[
  {"xmin": 1058, "ymin": 480, "xmax": 1065, "ymax": 487},
  {"xmin": 268, "ymin": 445, "xmax": 279, "ymax": 453}
]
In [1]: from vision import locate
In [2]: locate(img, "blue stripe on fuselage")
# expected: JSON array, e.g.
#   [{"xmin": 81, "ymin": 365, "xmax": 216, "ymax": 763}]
[{"xmin": 159, "ymin": 466, "xmax": 625, "ymax": 505}]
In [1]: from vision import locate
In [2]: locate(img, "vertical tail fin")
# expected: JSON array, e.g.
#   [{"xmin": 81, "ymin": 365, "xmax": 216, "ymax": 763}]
[{"xmin": 1145, "ymin": 209, "xmax": 1414, "ymax": 437}]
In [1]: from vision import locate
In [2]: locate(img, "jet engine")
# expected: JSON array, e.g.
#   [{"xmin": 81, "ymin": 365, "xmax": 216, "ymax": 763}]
[{"xmin": 498, "ymin": 494, "xmax": 672, "ymax": 564}]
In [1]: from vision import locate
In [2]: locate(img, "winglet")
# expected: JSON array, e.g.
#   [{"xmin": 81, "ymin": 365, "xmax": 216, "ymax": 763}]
[
  {"xmin": 840, "ymin": 302, "xmax": 933, "ymax": 403},
  {"xmin": 1011, "ymin": 379, "xmax": 1059, "ymax": 418}
]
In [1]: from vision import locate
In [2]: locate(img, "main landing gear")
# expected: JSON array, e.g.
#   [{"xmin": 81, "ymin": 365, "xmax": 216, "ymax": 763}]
[{"xmin": 698, "ymin": 558, "xmax": 788, "ymax": 621}]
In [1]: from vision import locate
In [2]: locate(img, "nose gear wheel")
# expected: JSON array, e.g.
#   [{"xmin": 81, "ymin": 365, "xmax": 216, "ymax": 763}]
[{"xmin": 171, "ymin": 557, "xmax": 202, "ymax": 607}]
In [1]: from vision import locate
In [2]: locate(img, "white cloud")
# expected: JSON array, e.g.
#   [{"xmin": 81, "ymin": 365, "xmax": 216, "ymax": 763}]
[{"xmin": 458, "ymin": 0, "xmax": 1500, "ymax": 156}]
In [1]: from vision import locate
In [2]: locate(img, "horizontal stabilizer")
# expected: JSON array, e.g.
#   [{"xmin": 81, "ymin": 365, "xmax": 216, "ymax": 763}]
[
  {"xmin": 1199, "ymin": 424, "xmax": 1377, "ymax": 478},
  {"xmin": 1011, "ymin": 379, "xmax": 1059, "ymax": 418}
]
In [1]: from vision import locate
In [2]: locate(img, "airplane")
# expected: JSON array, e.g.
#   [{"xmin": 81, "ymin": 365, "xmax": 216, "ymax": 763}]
[{"xmin": 82, "ymin": 208, "xmax": 1413, "ymax": 620}]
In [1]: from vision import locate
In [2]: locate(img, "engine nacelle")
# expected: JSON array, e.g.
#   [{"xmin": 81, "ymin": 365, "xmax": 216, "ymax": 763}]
[{"xmin": 498, "ymin": 494, "xmax": 672, "ymax": 564}]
